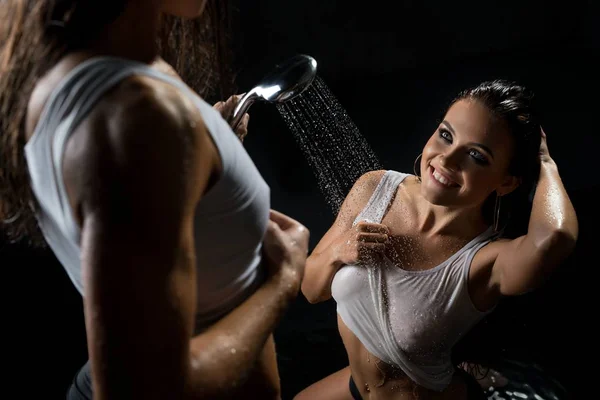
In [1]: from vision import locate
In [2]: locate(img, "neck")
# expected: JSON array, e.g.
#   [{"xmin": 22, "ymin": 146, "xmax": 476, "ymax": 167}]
[
  {"xmin": 415, "ymin": 193, "xmax": 488, "ymax": 239},
  {"xmin": 88, "ymin": 1, "xmax": 162, "ymax": 64}
]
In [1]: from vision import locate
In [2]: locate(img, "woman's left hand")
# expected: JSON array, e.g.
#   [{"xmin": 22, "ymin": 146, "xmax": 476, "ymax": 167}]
[{"xmin": 213, "ymin": 94, "xmax": 250, "ymax": 142}]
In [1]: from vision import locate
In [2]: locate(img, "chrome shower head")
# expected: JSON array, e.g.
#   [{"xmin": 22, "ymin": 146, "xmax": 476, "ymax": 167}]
[{"xmin": 229, "ymin": 54, "xmax": 318, "ymax": 130}]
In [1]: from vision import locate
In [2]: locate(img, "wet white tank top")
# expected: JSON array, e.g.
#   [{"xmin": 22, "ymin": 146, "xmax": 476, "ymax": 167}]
[
  {"xmin": 331, "ymin": 170, "xmax": 497, "ymax": 391},
  {"xmin": 24, "ymin": 57, "xmax": 270, "ymax": 333}
]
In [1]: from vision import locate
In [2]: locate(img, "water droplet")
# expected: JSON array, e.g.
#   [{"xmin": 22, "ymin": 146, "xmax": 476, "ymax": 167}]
[{"xmin": 276, "ymin": 76, "xmax": 382, "ymax": 213}]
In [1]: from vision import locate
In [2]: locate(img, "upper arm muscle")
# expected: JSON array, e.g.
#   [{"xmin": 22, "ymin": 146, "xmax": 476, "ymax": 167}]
[
  {"xmin": 65, "ymin": 78, "xmax": 213, "ymax": 399},
  {"xmin": 486, "ymin": 231, "xmax": 573, "ymax": 296}
]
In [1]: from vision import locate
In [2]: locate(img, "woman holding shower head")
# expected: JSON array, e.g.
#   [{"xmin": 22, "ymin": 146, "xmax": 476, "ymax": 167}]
[
  {"xmin": 0, "ymin": 0, "xmax": 309, "ymax": 399},
  {"xmin": 297, "ymin": 80, "xmax": 577, "ymax": 400}
]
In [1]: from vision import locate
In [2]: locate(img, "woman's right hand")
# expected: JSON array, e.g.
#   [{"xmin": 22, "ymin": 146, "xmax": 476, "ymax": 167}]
[
  {"xmin": 213, "ymin": 94, "xmax": 249, "ymax": 141},
  {"xmin": 263, "ymin": 210, "xmax": 310, "ymax": 296},
  {"xmin": 332, "ymin": 221, "xmax": 389, "ymax": 266}
]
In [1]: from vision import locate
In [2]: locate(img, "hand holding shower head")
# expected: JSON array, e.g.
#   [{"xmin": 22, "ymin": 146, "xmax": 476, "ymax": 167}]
[{"xmin": 229, "ymin": 54, "xmax": 318, "ymax": 131}]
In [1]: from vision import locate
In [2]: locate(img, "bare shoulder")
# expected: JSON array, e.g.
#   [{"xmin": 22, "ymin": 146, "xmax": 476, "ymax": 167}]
[
  {"xmin": 62, "ymin": 74, "xmax": 215, "ymax": 222},
  {"xmin": 334, "ymin": 170, "xmax": 386, "ymax": 225},
  {"xmin": 352, "ymin": 170, "xmax": 386, "ymax": 197},
  {"xmin": 152, "ymin": 57, "xmax": 181, "ymax": 79},
  {"xmin": 345, "ymin": 170, "xmax": 386, "ymax": 206},
  {"xmin": 97, "ymin": 74, "xmax": 203, "ymax": 151}
]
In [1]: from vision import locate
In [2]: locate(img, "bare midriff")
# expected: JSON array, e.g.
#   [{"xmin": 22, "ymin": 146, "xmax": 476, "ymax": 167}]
[{"xmin": 338, "ymin": 315, "xmax": 469, "ymax": 400}]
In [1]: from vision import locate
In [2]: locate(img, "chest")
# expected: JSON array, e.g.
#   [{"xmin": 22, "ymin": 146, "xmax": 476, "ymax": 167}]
[
  {"xmin": 193, "ymin": 139, "xmax": 270, "ymax": 262},
  {"xmin": 379, "ymin": 204, "xmax": 469, "ymax": 273},
  {"xmin": 198, "ymin": 178, "xmax": 269, "ymax": 234}
]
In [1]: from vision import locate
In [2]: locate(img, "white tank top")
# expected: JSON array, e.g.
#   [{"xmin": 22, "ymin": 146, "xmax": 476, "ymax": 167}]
[
  {"xmin": 331, "ymin": 170, "xmax": 497, "ymax": 391},
  {"xmin": 24, "ymin": 57, "xmax": 271, "ymax": 333}
]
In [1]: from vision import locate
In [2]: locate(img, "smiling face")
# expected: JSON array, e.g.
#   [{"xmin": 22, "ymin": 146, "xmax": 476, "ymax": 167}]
[{"xmin": 420, "ymin": 99, "xmax": 520, "ymax": 209}]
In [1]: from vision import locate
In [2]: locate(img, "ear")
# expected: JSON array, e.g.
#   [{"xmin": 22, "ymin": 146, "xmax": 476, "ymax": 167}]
[{"xmin": 497, "ymin": 175, "xmax": 521, "ymax": 197}]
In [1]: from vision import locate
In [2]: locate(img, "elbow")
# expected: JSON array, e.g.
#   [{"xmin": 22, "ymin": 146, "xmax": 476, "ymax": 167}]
[
  {"xmin": 185, "ymin": 353, "xmax": 235, "ymax": 400},
  {"xmin": 301, "ymin": 289, "xmax": 318, "ymax": 304},
  {"xmin": 550, "ymin": 228, "xmax": 577, "ymax": 251},
  {"xmin": 305, "ymin": 294, "xmax": 326, "ymax": 305},
  {"xmin": 537, "ymin": 228, "xmax": 578, "ymax": 259},
  {"xmin": 300, "ymin": 258, "xmax": 330, "ymax": 304},
  {"xmin": 301, "ymin": 281, "xmax": 326, "ymax": 304}
]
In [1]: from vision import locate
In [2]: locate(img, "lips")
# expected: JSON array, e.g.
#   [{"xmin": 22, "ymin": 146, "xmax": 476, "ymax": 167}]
[{"xmin": 429, "ymin": 166, "xmax": 459, "ymax": 187}]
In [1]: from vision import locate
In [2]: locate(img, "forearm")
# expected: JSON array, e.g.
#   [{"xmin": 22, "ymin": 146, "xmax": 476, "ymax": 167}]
[
  {"xmin": 185, "ymin": 275, "xmax": 296, "ymax": 399},
  {"xmin": 528, "ymin": 159, "xmax": 578, "ymax": 253},
  {"xmin": 301, "ymin": 250, "xmax": 342, "ymax": 303}
]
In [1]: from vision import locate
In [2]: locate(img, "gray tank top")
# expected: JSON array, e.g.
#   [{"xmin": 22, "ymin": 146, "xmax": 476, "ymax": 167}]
[
  {"xmin": 331, "ymin": 170, "xmax": 497, "ymax": 391},
  {"xmin": 24, "ymin": 57, "xmax": 270, "ymax": 333}
]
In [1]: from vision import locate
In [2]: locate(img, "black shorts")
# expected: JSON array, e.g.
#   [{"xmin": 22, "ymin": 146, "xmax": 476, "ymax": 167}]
[{"xmin": 348, "ymin": 375, "xmax": 362, "ymax": 400}]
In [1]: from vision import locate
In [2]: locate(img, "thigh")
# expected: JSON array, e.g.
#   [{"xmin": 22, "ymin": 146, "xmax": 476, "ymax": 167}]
[{"xmin": 293, "ymin": 366, "xmax": 355, "ymax": 400}]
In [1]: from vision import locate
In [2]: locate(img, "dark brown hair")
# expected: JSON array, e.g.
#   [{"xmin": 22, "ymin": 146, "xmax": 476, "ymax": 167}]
[
  {"xmin": 0, "ymin": 0, "xmax": 235, "ymax": 246},
  {"xmin": 455, "ymin": 79, "xmax": 541, "ymax": 238},
  {"xmin": 451, "ymin": 80, "xmax": 542, "ymax": 381}
]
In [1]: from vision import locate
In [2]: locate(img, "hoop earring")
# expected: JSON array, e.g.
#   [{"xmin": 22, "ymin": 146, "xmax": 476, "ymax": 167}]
[
  {"xmin": 413, "ymin": 153, "xmax": 423, "ymax": 182},
  {"xmin": 493, "ymin": 194, "xmax": 502, "ymax": 232}
]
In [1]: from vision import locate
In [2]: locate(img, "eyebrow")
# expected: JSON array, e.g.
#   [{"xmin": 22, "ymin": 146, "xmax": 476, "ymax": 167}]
[
  {"xmin": 441, "ymin": 120, "xmax": 455, "ymax": 134},
  {"xmin": 441, "ymin": 120, "xmax": 495, "ymax": 159}
]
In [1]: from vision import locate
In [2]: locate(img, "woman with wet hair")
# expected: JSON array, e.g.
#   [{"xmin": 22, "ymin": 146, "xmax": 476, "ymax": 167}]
[{"xmin": 298, "ymin": 80, "xmax": 577, "ymax": 400}]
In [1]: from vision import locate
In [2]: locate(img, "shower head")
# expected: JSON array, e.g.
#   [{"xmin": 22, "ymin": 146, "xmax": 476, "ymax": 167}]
[{"xmin": 229, "ymin": 54, "xmax": 318, "ymax": 131}]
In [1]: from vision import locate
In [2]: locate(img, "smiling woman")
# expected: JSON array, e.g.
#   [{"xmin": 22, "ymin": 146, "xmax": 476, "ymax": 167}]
[
  {"xmin": 297, "ymin": 80, "xmax": 578, "ymax": 400},
  {"xmin": 423, "ymin": 82, "xmax": 543, "ymax": 235}
]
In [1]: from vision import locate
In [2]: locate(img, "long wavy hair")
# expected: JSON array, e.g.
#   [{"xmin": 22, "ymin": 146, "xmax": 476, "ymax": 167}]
[{"xmin": 0, "ymin": 0, "xmax": 235, "ymax": 246}]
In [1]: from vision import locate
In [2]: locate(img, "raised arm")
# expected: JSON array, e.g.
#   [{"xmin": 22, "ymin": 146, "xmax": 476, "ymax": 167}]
[
  {"xmin": 489, "ymin": 129, "xmax": 578, "ymax": 295},
  {"xmin": 65, "ymin": 78, "xmax": 307, "ymax": 400},
  {"xmin": 301, "ymin": 170, "xmax": 388, "ymax": 303}
]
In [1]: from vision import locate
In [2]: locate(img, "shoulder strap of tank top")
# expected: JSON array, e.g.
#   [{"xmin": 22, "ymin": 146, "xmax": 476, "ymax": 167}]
[
  {"xmin": 354, "ymin": 170, "xmax": 410, "ymax": 225},
  {"xmin": 460, "ymin": 226, "xmax": 502, "ymax": 277},
  {"xmin": 26, "ymin": 57, "xmax": 190, "ymax": 242},
  {"xmin": 31, "ymin": 57, "xmax": 187, "ymax": 146}
]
